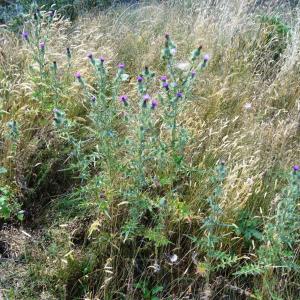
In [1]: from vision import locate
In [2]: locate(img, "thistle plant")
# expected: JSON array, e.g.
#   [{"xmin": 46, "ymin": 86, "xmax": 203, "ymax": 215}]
[
  {"xmin": 159, "ymin": 34, "xmax": 209, "ymax": 175},
  {"xmin": 22, "ymin": 4, "xmax": 53, "ymax": 77},
  {"xmin": 191, "ymin": 161, "xmax": 238, "ymax": 288},
  {"xmin": 21, "ymin": 6, "xmax": 65, "ymax": 109},
  {"xmin": 132, "ymin": 68, "xmax": 158, "ymax": 187},
  {"xmin": 236, "ymin": 165, "xmax": 300, "ymax": 299},
  {"xmin": 81, "ymin": 56, "xmax": 129, "ymax": 181}
]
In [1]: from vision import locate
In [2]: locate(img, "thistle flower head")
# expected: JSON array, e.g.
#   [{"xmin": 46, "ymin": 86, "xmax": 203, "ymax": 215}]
[
  {"xmin": 142, "ymin": 94, "xmax": 151, "ymax": 108},
  {"xmin": 191, "ymin": 70, "xmax": 196, "ymax": 78},
  {"xmin": 143, "ymin": 94, "xmax": 151, "ymax": 101},
  {"xmin": 151, "ymin": 99, "xmax": 158, "ymax": 110},
  {"xmin": 163, "ymin": 82, "xmax": 169, "ymax": 90},
  {"xmin": 75, "ymin": 72, "xmax": 81, "ymax": 79},
  {"xmin": 160, "ymin": 75, "xmax": 167, "ymax": 82},
  {"xmin": 137, "ymin": 75, "xmax": 143, "ymax": 83},
  {"xmin": 204, "ymin": 54, "xmax": 209, "ymax": 62},
  {"xmin": 91, "ymin": 95, "xmax": 96, "ymax": 103},
  {"xmin": 22, "ymin": 31, "xmax": 29, "ymax": 41},
  {"xmin": 87, "ymin": 52, "xmax": 93, "ymax": 60},
  {"xmin": 118, "ymin": 63, "xmax": 125, "ymax": 69},
  {"xmin": 99, "ymin": 57, "xmax": 105, "ymax": 63},
  {"xmin": 176, "ymin": 92, "xmax": 183, "ymax": 98},
  {"xmin": 49, "ymin": 10, "xmax": 55, "ymax": 18},
  {"xmin": 293, "ymin": 165, "xmax": 299, "ymax": 172},
  {"xmin": 39, "ymin": 41, "xmax": 45, "ymax": 50},
  {"xmin": 119, "ymin": 95, "xmax": 128, "ymax": 106}
]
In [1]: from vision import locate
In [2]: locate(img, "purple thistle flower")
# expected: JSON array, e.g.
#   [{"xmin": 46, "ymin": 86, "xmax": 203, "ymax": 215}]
[
  {"xmin": 204, "ymin": 54, "xmax": 209, "ymax": 62},
  {"xmin": 119, "ymin": 95, "xmax": 128, "ymax": 106},
  {"xmin": 49, "ymin": 10, "xmax": 55, "ymax": 18},
  {"xmin": 87, "ymin": 53, "xmax": 93, "ymax": 60},
  {"xmin": 191, "ymin": 70, "xmax": 196, "ymax": 78},
  {"xmin": 160, "ymin": 75, "xmax": 167, "ymax": 82},
  {"xmin": 118, "ymin": 63, "xmax": 125, "ymax": 69},
  {"xmin": 91, "ymin": 95, "xmax": 96, "ymax": 103},
  {"xmin": 22, "ymin": 31, "xmax": 29, "ymax": 41},
  {"xmin": 151, "ymin": 99, "xmax": 158, "ymax": 110},
  {"xmin": 143, "ymin": 94, "xmax": 150, "ymax": 101},
  {"xmin": 293, "ymin": 165, "xmax": 299, "ymax": 172},
  {"xmin": 39, "ymin": 41, "xmax": 45, "ymax": 51},
  {"xmin": 176, "ymin": 92, "xmax": 183, "ymax": 98},
  {"xmin": 142, "ymin": 94, "xmax": 151, "ymax": 107},
  {"xmin": 163, "ymin": 82, "xmax": 169, "ymax": 91},
  {"xmin": 137, "ymin": 76, "xmax": 143, "ymax": 83},
  {"xmin": 75, "ymin": 72, "xmax": 81, "ymax": 80},
  {"xmin": 165, "ymin": 33, "xmax": 170, "ymax": 39},
  {"xmin": 99, "ymin": 57, "xmax": 105, "ymax": 63}
]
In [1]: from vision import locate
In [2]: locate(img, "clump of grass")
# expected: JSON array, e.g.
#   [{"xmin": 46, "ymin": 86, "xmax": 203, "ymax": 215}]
[{"xmin": 1, "ymin": 0, "xmax": 300, "ymax": 299}]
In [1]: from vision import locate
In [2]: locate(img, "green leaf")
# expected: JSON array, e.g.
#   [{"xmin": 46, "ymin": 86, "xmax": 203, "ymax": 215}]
[
  {"xmin": 152, "ymin": 286, "xmax": 163, "ymax": 295},
  {"xmin": 174, "ymin": 155, "xmax": 183, "ymax": 165},
  {"xmin": 0, "ymin": 205, "xmax": 11, "ymax": 219}
]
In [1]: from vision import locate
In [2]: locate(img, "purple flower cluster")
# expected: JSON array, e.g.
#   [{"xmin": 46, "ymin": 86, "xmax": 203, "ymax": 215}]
[
  {"xmin": 141, "ymin": 94, "xmax": 158, "ymax": 109},
  {"xmin": 160, "ymin": 76, "xmax": 169, "ymax": 91}
]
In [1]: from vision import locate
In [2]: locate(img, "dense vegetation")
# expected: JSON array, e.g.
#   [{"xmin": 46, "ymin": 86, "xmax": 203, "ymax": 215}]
[{"xmin": 0, "ymin": 1, "xmax": 300, "ymax": 299}]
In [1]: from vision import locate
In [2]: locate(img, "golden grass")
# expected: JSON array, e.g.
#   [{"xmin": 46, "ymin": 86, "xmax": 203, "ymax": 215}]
[{"xmin": 1, "ymin": 0, "xmax": 300, "ymax": 298}]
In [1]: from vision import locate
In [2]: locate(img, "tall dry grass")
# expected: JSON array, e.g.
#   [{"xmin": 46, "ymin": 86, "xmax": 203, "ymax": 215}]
[{"xmin": 1, "ymin": 0, "xmax": 300, "ymax": 299}]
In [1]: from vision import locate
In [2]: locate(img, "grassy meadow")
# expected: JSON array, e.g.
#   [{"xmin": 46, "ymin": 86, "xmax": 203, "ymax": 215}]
[{"xmin": 0, "ymin": 0, "xmax": 300, "ymax": 299}]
